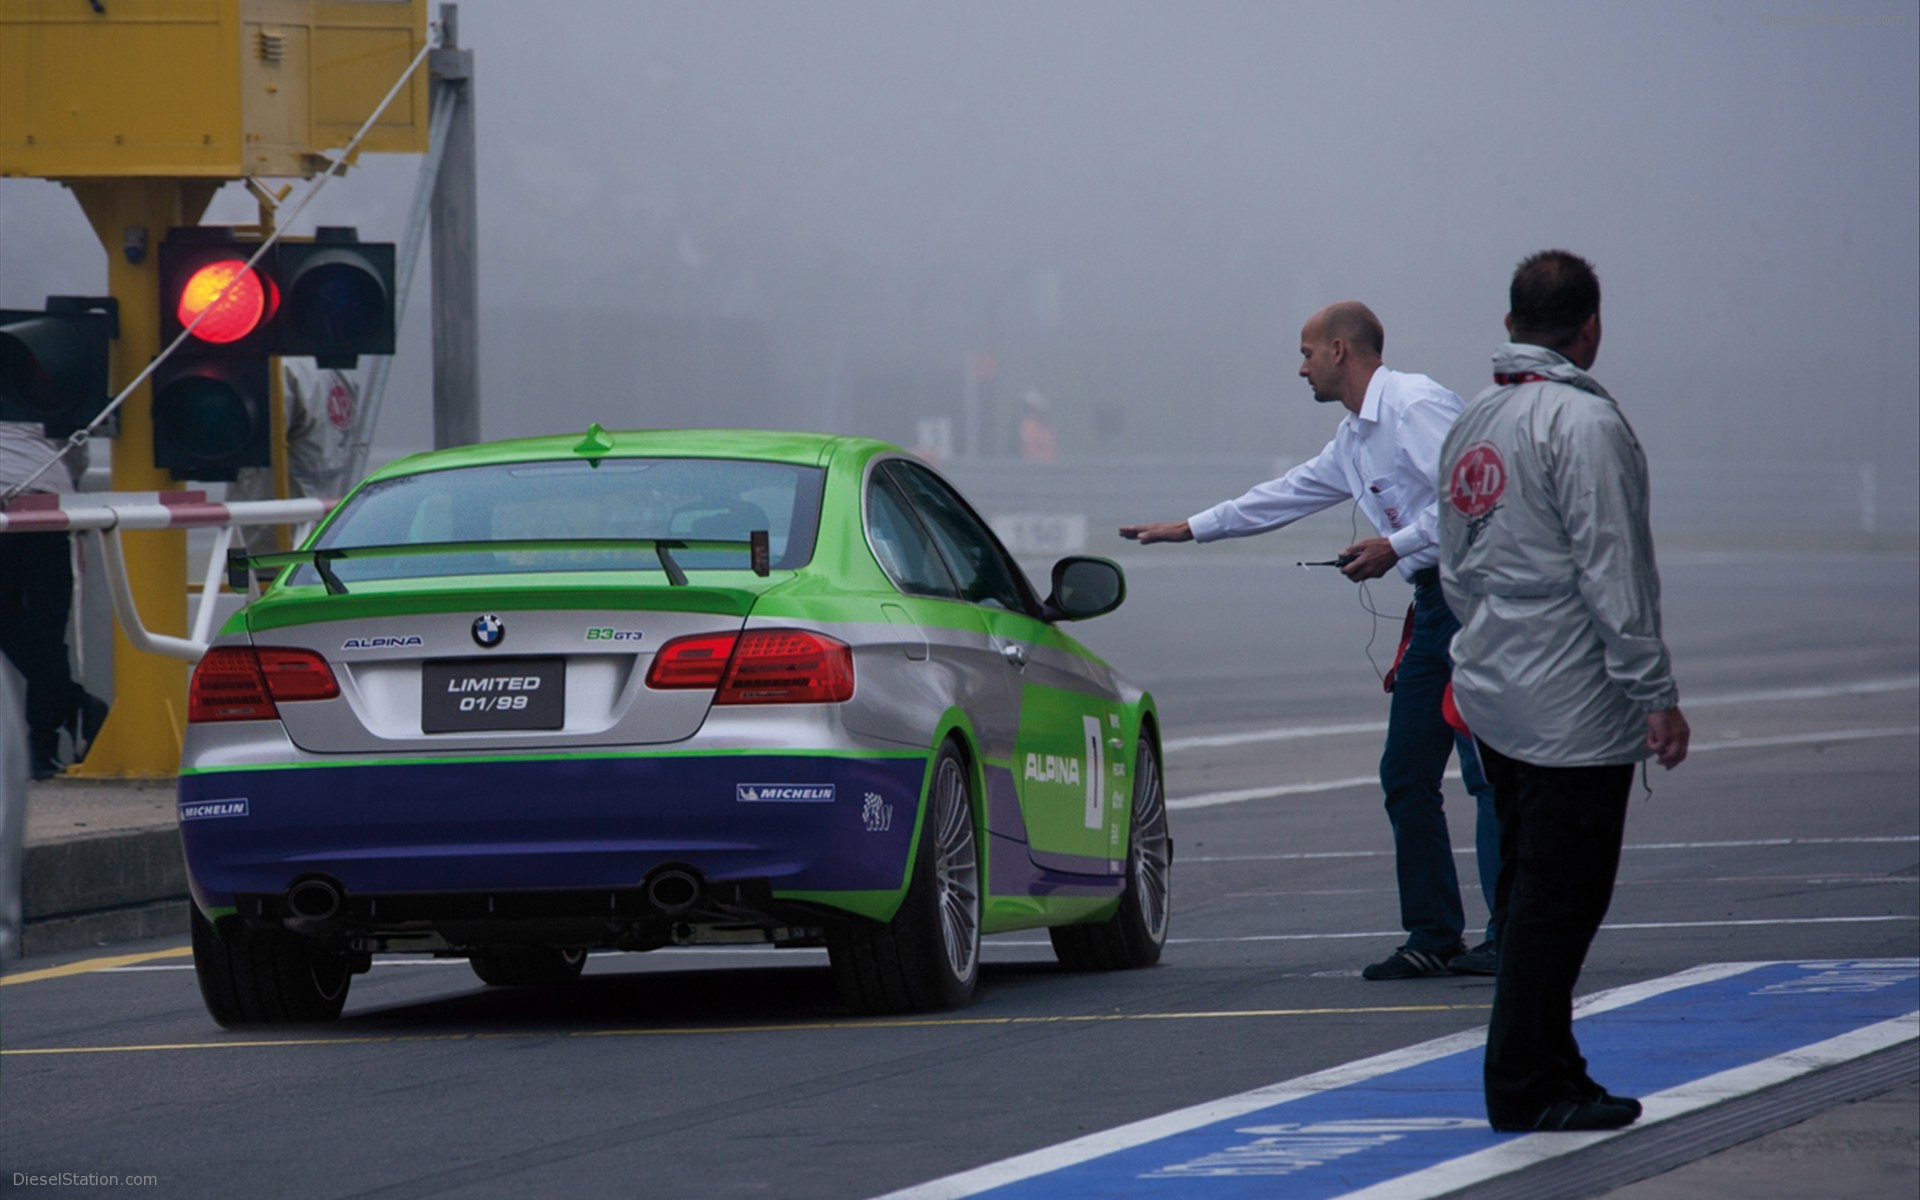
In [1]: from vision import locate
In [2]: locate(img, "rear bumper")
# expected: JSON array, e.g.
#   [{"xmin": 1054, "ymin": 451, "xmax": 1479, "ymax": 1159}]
[{"xmin": 178, "ymin": 751, "xmax": 928, "ymax": 913}]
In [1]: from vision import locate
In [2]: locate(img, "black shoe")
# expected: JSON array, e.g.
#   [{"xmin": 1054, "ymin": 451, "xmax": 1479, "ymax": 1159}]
[
  {"xmin": 1493, "ymin": 1096, "xmax": 1642, "ymax": 1133},
  {"xmin": 68, "ymin": 694, "xmax": 109, "ymax": 763},
  {"xmin": 1578, "ymin": 1083, "xmax": 1642, "ymax": 1119},
  {"xmin": 30, "ymin": 755, "xmax": 60, "ymax": 782},
  {"xmin": 1450, "ymin": 940, "xmax": 1498, "ymax": 976},
  {"xmin": 1362, "ymin": 942, "xmax": 1466, "ymax": 980}
]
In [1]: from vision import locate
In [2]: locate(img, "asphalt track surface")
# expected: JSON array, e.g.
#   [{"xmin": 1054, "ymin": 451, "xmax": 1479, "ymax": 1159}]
[{"xmin": 1, "ymin": 533, "xmax": 1915, "ymax": 1199}]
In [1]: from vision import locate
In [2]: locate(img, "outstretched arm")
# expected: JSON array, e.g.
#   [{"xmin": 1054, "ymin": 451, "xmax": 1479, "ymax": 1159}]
[{"xmin": 1119, "ymin": 520, "xmax": 1194, "ymax": 544}]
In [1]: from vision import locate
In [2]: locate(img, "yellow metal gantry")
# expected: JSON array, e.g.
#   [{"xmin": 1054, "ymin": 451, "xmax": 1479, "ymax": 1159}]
[{"xmin": 1, "ymin": 0, "xmax": 429, "ymax": 776}]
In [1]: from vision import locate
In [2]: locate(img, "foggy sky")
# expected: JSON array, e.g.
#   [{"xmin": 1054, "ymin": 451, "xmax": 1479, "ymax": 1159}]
[{"xmin": 3, "ymin": 0, "xmax": 1916, "ymax": 528}]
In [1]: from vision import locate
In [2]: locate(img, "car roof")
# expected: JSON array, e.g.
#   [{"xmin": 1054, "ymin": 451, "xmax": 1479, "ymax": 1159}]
[{"xmin": 362, "ymin": 427, "xmax": 899, "ymax": 482}]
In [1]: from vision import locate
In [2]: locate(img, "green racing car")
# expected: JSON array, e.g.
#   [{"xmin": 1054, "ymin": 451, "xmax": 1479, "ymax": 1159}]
[{"xmin": 180, "ymin": 427, "xmax": 1170, "ymax": 1025}]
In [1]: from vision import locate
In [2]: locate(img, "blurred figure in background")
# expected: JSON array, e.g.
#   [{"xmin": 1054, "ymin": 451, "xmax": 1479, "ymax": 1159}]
[
  {"xmin": 1019, "ymin": 387, "xmax": 1058, "ymax": 463},
  {"xmin": 227, "ymin": 359, "xmax": 355, "ymax": 557},
  {"xmin": 0, "ymin": 420, "xmax": 107, "ymax": 780}
]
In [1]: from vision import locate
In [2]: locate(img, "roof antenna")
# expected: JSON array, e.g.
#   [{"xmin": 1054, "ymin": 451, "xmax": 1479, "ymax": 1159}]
[{"xmin": 573, "ymin": 422, "xmax": 615, "ymax": 463}]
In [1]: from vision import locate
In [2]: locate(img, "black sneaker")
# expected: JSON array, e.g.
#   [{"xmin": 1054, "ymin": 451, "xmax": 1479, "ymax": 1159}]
[
  {"xmin": 1578, "ymin": 1080, "xmax": 1643, "ymax": 1119},
  {"xmin": 1450, "ymin": 940, "xmax": 1498, "ymax": 976},
  {"xmin": 1493, "ymin": 1096, "xmax": 1642, "ymax": 1133},
  {"xmin": 1362, "ymin": 942, "xmax": 1466, "ymax": 980},
  {"xmin": 67, "ymin": 694, "xmax": 109, "ymax": 763}
]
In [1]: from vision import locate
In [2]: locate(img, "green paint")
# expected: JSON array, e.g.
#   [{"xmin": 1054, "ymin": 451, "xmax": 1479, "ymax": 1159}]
[
  {"xmin": 984, "ymin": 893, "xmax": 1118, "ymax": 932},
  {"xmin": 1014, "ymin": 682, "xmax": 1129, "ymax": 863},
  {"xmin": 771, "ymin": 888, "xmax": 904, "ymax": 923}
]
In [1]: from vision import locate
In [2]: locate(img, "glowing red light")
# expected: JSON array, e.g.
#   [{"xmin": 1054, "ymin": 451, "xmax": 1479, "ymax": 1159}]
[{"xmin": 177, "ymin": 259, "xmax": 274, "ymax": 344}]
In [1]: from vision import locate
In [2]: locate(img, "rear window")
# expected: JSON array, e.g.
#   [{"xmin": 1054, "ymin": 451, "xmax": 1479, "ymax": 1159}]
[{"xmin": 292, "ymin": 458, "xmax": 824, "ymax": 585}]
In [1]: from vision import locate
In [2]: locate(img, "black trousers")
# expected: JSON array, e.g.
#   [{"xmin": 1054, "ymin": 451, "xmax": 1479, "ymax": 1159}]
[
  {"xmin": 1477, "ymin": 740, "xmax": 1634, "ymax": 1125},
  {"xmin": 0, "ymin": 529, "xmax": 82, "ymax": 766}
]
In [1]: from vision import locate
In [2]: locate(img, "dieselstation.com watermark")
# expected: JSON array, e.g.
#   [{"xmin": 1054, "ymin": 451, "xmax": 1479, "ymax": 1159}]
[{"xmin": 11, "ymin": 1172, "xmax": 161, "ymax": 1189}]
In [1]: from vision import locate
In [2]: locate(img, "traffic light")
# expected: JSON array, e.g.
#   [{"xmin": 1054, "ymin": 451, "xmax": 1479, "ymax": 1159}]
[
  {"xmin": 274, "ymin": 229, "xmax": 396, "ymax": 368},
  {"xmin": 153, "ymin": 225, "xmax": 395, "ymax": 479},
  {"xmin": 0, "ymin": 297, "xmax": 117, "ymax": 437},
  {"xmin": 150, "ymin": 354, "xmax": 272, "ymax": 481},
  {"xmin": 155, "ymin": 229, "xmax": 276, "ymax": 479}
]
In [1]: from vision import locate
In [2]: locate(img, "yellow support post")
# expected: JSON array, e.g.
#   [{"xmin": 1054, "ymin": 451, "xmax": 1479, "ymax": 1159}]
[
  {"xmin": 2, "ymin": 0, "xmax": 428, "ymax": 776},
  {"xmin": 64, "ymin": 178, "xmax": 219, "ymax": 777}
]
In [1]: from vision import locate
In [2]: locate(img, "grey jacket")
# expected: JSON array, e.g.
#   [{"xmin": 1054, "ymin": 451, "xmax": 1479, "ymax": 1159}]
[{"xmin": 1437, "ymin": 344, "xmax": 1679, "ymax": 766}]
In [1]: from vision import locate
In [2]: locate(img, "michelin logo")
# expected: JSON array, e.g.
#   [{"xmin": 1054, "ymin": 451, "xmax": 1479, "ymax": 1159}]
[
  {"xmin": 181, "ymin": 799, "xmax": 249, "ymax": 821},
  {"xmin": 737, "ymin": 784, "xmax": 836, "ymax": 803}
]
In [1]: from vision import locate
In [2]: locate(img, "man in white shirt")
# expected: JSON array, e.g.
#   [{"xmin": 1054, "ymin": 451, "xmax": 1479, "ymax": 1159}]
[{"xmin": 1122, "ymin": 301, "xmax": 1499, "ymax": 979}]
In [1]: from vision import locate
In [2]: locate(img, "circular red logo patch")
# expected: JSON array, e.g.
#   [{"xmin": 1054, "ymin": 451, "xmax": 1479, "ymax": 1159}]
[
  {"xmin": 1449, "ymin": 442, "xmax": 1507, "ymax": 519},
  {"xmin": 325, "ymin": 380, "xmax": 355, "ymax": 431}
]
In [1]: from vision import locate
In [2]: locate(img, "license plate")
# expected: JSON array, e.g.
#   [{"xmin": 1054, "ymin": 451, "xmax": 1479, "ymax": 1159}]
[{"xmin": 422, "ymin": 657, "xmax": 566, "ymax": 733}]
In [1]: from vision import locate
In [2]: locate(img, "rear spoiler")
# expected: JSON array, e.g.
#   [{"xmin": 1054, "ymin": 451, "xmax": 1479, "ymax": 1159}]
[{"xmin": 230, "ymin": 531, "xmax": 773, "ymax": 596}]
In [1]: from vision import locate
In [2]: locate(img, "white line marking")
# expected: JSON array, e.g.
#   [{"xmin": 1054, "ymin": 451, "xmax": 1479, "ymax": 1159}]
[
  {"xmin": 1682, "ymin": 675, "xmax": 1920, "ymax": 707},
  {"xmin": 1160, "ymin": 676, "xmax": 1918, "ymax": 753},
  {"xmin": 864, "ymin": 963, "xmax": 1773, "ymax": 1200},
  {"xmin": 1166, "ymin": 721, "xmax": 1388, "ymax": 751},
  {"xmin": 1158, "ymin": 916, "xmax": 1918, "ymax": 947},
  {"xmin": 1182, "ymin": 834, "xmax": 1920, "ymax": 864},
  {"xmin": 1342, "ymin": 1011, "xmax": 1920, "ymax": 1199},
  {"xmin": 1173, "ymin": 775, "xmax": 1380, "ymax": 809},
  {"xmin": 1684, "ymin": 726, "xmax": 1919, "ymax": 751},
  {"xmin": 1169, "ymin": 727, "xmax": 1919, "ymax": 810}
]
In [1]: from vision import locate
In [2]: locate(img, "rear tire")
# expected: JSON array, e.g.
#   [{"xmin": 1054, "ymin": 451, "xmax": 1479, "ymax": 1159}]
[
  {"xmin": 829, "ymin": 741, "xmax": 981, "ymax": 1014},
  {"xmin": 1050, "ymin": 732, "xmax": 1172, "ymax": 970},
  {"xmin": 469, "ymin": 946, "xmax": 589, "ymax": 987},
  {"xmin": 191, "ymin": 905, "xmax": 352, "ymax": 1027}
]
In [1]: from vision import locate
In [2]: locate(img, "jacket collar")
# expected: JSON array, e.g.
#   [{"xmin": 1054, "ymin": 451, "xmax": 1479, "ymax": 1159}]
[{"xmin": 1492, "ymin": 343, "xmax": 1612, "ymax": 400}]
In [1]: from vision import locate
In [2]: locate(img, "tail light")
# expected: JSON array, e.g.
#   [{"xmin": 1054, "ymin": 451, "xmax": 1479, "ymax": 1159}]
[
  {"xmin": 189, "ymin": 646, "xmax": 341, "ymax": 722},
  {"xmin": 647, "ymin": 629, "xmax": 854, "ymax": 704}
]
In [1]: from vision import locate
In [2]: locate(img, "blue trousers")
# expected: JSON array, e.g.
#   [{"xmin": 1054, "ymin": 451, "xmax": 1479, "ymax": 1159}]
[{"xmin": 1379, "ymin": 579, "xmax": 1500, "ymax": 954}]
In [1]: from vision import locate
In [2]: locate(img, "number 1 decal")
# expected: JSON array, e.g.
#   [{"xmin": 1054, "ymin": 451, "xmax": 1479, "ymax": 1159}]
[{"xmin": 1082, "ymin": 715, "xmax": 1105, "ymax": 830}]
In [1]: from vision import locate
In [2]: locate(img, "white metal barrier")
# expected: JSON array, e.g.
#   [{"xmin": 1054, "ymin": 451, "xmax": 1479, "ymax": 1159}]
[{"xmin": 0, "ymin": 491, "xmax": 335, "ymax": 663}]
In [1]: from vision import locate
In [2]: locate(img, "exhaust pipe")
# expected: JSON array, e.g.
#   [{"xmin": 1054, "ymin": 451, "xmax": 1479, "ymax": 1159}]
[
  {"xmin": 644, "ymin": 867, "xmax": 703, "ymax": 915},
  {"xmin": 286, "ymin": 877, "xmax": 344, "ymax": 922}
]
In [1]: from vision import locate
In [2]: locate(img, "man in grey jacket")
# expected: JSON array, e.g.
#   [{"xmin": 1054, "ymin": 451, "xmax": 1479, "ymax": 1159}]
[{"xmin": 1438, "ymin": 250, "xmax": 1690, "ymax": 1133}]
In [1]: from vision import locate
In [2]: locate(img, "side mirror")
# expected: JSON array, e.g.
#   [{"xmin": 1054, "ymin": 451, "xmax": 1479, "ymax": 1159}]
[{"xmin": 1042, "ymin": 555, "xmax": 1126, "ymax": 622}]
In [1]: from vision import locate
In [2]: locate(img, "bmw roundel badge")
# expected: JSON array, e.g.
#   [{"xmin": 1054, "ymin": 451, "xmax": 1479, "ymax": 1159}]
[{"xmin": 471, "ymin": 614, "xmax": 506, "ymax": 648}]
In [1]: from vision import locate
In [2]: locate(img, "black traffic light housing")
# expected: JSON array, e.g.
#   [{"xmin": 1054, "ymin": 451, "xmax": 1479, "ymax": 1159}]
[
  {"xmin": 0, "ymin": 296, "xmax": 118, "ymax": 437},
  {"xmin": 155, "ymin": 229, "xmax": 276, "ymax": 479},
  {"xmin": 157, "ymin": 227, "xmax": 280, "ymax": 356},
  {"xmin": 150, "ymin": 354, "xmax": 272, "ymax": 482},
  {"xmin": 275, "ymin": 228, "xmax": 396, "ymax": 368},
  {"xmin": 153, "ymin": 225, "xmax": 394, "ymax": 479},
  {"xmin": 158, "ymin": 225, "xmax": 395, "ymax": 367}
]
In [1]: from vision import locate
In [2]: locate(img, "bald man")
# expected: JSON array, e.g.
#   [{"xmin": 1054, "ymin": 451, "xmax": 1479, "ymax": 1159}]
[{"xmin": 1122, "ymin": 302, "xmax": 1500, "ymax": 980}]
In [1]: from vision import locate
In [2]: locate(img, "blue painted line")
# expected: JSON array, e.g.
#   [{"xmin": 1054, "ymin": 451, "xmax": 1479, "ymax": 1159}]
[{"xmin": 877, "ymin": 959, "xmax": 1919, "ymax": 1200}]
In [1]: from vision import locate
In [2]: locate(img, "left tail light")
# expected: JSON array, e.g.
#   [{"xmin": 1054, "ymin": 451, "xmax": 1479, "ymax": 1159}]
[
  {"xmin": 189, "ymin": 646, "xmax": 340, "ymax": 723},
  {"xmin": 647, "ymin": 629, "xmax": 855, "ymax": 704}
]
